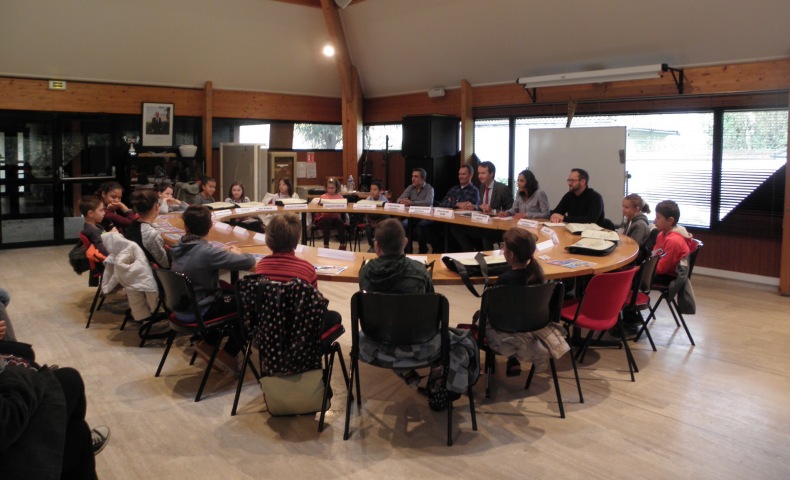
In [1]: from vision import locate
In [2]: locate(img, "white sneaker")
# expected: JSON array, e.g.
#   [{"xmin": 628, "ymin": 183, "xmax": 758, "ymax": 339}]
[{"xmin": 91, "ymin": 425, "xmax": 110, "ymax": 455}]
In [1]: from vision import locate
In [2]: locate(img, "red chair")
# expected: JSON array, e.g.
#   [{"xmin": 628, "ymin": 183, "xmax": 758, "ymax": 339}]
[{"xmin": 561, "ymin": 267, "xmax": 639, "ymax": 382}]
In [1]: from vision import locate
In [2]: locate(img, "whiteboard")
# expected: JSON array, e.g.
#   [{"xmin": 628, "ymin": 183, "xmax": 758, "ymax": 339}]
[{"xmin": 528, "ymin": 127, "xmax": 626, "ymax": 224}]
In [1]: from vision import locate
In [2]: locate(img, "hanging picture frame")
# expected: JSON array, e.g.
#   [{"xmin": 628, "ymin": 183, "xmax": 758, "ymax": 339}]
[{"xmin": 142, "ymin": 102, "xmax": 174, "ymax": 147}]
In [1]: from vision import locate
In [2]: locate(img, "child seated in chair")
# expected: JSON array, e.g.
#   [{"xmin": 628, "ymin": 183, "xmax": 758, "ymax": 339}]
[
  {"xmin": 358, "ymin": 219, "xmax": 478, "ymax": 407},
  {"xmin": 364, "ymin": 180, "xmax": 389, "ymax": 253},
  {"xmin": 170, "ymin": 206, "xmax": 257, "ymax": 373},
  {"xmin": 80, "ymin": 196, "xmax": 114, "ymax": 259},
  {"xmin": 653, "ymin": 200, "xmax": 695, "ymax": 285},
  {"xmin": 255, "ymin": 213, "xmax": 342, "ymax": 331},
  {"xmin": 313, "ymin": 177, "xmax": 347, "ymax": 250}
]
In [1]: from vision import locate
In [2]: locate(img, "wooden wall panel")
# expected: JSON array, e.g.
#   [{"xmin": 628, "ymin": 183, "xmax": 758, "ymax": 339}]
[
  {"xmin": 694, "ymin": 230, "xmax": 782, "ymax": 278},
  {"xmin": 364, "ymin": 90, "xmax": 462, "ymax": 124},
  {"xmin": 0, "ymin": 77, "xmax": 203, "ymax": 115},
  {"xmin": 212, "ymin": 89, "xmax": 341, "ymax": 122},
  {"xmin": 292, "ymin": 151, "xmax": 343, "ymax": 187}
]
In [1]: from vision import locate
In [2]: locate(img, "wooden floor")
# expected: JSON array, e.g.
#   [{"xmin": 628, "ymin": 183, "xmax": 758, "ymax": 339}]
[{"xmin": 3, "ymin": 245, "xmax": 789, "ymax": 479}]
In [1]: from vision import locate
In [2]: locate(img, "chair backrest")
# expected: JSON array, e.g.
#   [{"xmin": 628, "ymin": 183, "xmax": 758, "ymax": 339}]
[
  {"xmin": 237, "ymin": 275, "xmax": 327, "ymax": 376},
  {"xmin": 577, "ymin": 267, "xmax": 638, "ymax": 323},
  {"xmin": 351, "ymin": 291, "xmax": 448, "ymax": 346},
  {"xmin": 78, "ymin": 232, "xmax": 99, "ymax": 271},
  {"xmin": 151, "ymin": 266, "xmax": 205, "ymax": 326},
  {"xmin": 479, "ymin": 282, "xmax": 564, "ymax": 335},
  {"xmin": 687, "ymin": 239, "xmax": 703, "ymax": 279},
  {"xmin": 626, "ymin": 254, "xmax": 661, "ymax": 308}
]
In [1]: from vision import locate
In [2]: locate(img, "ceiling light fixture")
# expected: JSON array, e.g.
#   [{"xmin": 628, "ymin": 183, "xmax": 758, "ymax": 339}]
[
  {"xmin": 322, "ymin": 45, "xmax": 335, "ymax": 57},
  {"xmin": 517, "ymin": 63, "xmax": 683, "ymax": 102}
]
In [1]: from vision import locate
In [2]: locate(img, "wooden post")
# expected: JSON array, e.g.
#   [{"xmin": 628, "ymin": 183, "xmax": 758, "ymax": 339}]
[
  {"xmin": 203, "ymin": 81, "xmax": 213, "ymax": 175},
  {"xmin": 321, "ymin": 0, "xmax": 363, "ymax": 181},
  {"xmin": 460, "ymin": 79, "xmax": 474, "ymax": 165},
  {"xmin": 780, "ymin": 95, "xmax": 790, "ymax": 295}
]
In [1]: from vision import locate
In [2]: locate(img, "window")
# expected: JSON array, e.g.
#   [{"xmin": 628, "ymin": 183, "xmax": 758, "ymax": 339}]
[
  {"xmin": 293, "ymin": 123, "xmax": 342, "ymax": 150},
  {"xmin": 473, "ymin": 119, "xmax": 510, "ymax": 184},
  {"xmin": 364, "ymin": 124, "xmax": 402, "ymax": 150},
  {"xmin": 720, "ymin": 110, "xmax": 787, "ymax": 228},
  {"xmin": 239, "ymin": 124, "xmax": 270, "ymax": 146}
]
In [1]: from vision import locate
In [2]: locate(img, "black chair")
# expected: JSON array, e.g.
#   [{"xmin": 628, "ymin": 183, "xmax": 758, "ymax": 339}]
[
  {"xmin": 345, "ymin": 291, "xmax": 477, "ymax": 446},
  {"xmin": 79, "ymin": 232, "xmax": 106, "ymax": 328},
  {"xmin": 233, "ymin": 275, "xmax": 348, "ymax": 431},
  {"xmin": 151, "ymin": 266, "xmax": 249, "ymax": 402},
  {"xmin": 623, "ymin": 254, "xmax": 662, "ymax": 351},
  {"xmin": 640, "ymin": 239, "xmax": 703, "ymax": 346},
  {"xmin": 477, "ymin": 282, "xmax": 582, "ymax": 418}
]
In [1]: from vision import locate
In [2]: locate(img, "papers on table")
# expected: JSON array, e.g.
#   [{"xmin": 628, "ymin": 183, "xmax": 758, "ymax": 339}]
[
  {"xmin": 314, "ymin": 265, "xmax": 348, "ymax": 275},
  {"xmin": 316, "ymin": 248, "xmax": 355, "ymax": 261},
  {"xmin": 565, "ymin": 223, "xmax": 604, "ymax": 234},
  {"xmin": 546, "ymin": 258, "xmax": 597, "ymax": 269},
  {"xmin": 204, "ymin": 202, "xmax": 238, "ymax": 210},
  {"xmin": 581, "ymin": 230, "xmax": 620, "ymax": 242}
]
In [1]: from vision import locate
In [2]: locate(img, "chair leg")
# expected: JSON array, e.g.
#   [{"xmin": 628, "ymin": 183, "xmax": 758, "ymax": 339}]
[
  {"xmin": 318, "ymin": 348, "xmax": 336, "ymax": 432},
  {"xmin": 484, "ymin": 350, "xmax": 495, "ymax": 398},
  {"xmin": 195, "ymin": 341, "xmax": 222, "ymax": 402},
  {"xmin": 524, "ymin": 363, "xmax": 537, "ymax": 390},
  {"xmin": 646, "ymin": 293, "xmax": 667, "ymax": 323},
  {"xmin": 86, "ymin": 285, "xmax": 104, "ymax": 328},
  {"xmin": 343, "ymin": 357, "xmax": 358, "ymax": 441},
  {"xmin": 568, "ymin": 346, "xmax": 584, "ymax": 404},
  {"xmin": 155, "ymin": 330, "xmax": 177, "ymax": 377},
  {"xmin": 632, "ymin": 310, "xmax": 657, "ymax": 351},
  {"xmin": 576, "ymin": 330, "xmax": 595, "ymax": 364},
  {"xmin": 666, "ymin": 297, "xmax": 681, "ymax": 327},
  {"xmin": 120, "ymin": 308, "xmax": 132, "ymax": 331},
  {"xmin": 447, "ymin": 394, "xmax": 453, "ymax": 447},
  {"xmin": 333, "ymin": 343, "xmax": 351, "ymax": 392},
  {"xmin": 616, "ymin": 321, "xmax": 636, "ymax": 381},
  {"xmin": 672, "ymin": 299, "xmax": 696, "ymax": 346},
  {"xmin": 231, "ymin": 340, "xmax": 255, "ymax": 416},
  {"xmin": 468, "ymin": 385, "xmax": 477, "ymax": 431},
  {"xmin": 548, "ymin": 357, "xmax": 565, "ymax": 418}
]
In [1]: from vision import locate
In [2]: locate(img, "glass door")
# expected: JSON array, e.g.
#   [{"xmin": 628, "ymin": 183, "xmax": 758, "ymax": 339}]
[{"xmin": 0, "ymin": 115, "xmax": 58, "ymax": 246}]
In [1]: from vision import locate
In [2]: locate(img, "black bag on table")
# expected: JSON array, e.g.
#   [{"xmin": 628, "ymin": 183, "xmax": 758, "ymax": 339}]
[{"xmin": 442, "ymin": 252, "xmax": 511, "ymax": 297}]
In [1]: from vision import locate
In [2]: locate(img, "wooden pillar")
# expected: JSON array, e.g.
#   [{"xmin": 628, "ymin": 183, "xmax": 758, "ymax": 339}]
[
  {"xmin": 203, "ymin": 81, "xmax": 213, "ymax": 175},
  {"xmin": 780, "ymin": 93, "xmax": 790, "ymax": 295},
  {"xmin": 321, "ymin": 0, "xmax": 363, "ymax": 182},
  {"xmin": 460, "ymin": 79, "xmax": 474, "ymax": 165}
]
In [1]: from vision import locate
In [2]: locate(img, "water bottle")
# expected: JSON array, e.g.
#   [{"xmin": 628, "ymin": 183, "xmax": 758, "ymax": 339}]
[{"xmin": 347, "ymin": 175, "xmax": 355, "ymax": 192}]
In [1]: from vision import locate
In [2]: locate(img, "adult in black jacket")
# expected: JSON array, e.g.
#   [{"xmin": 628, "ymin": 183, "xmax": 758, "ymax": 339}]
[{"xmin": 549, "ymin": 168, "xmax": 605, "ymax": 225}]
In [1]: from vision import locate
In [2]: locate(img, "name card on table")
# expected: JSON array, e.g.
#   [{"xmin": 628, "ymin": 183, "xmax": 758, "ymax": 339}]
[
  {"xmin": 536, "ymin": 239, "xmax": 555, "ymax": 251},
  {"xmin": 295, "ymin": 244, "xmax": 306, "ymax": 253},
  {"xmin": 541, "ymin": 226, "xmax": 560, "ymax": 244},
  {"xmin": 232, "ymin": 225, "xmax": 249, "ymax": 236},
  {"xmin": 384, "ymin": 203, "xmax": 406, "ymax": 212},
  {"xmin": 317, "ymin": 248, "xmax": 356, "ymax": 261},
  {"xmin": 517, "ymin": 219, "xmax": 540, "ymax": 229},
  {"xmin": 433, "ymin": 208, "xmax": 455, "ymax": 219},
  {"xmin": 213, "ymin": 221, "xmax": 232, "ymax": 231},
  {"xmin": 322, "ymin": 204, "xmax": 348, "ymax": 209},
  {"xmin": 471, "ymin": 212, "xmax": 493, "ymax": 224},
  {"xmin": 409, "ymin": 206, "xmax": 433, "ymax": 215},
  {"xmin": 236, "ymin": 206, "xmax": 274, "ymax": 214},
  {"xmin": 212, "ymin": 210, "xmax": 232, "ymax": 218},
  {"xmin": 284, "ymin": 203, "xmax": 308, "ymax": 210},
  {"xmin": 253, "ymin": 233, "xmax": 266, "ymax": 242},
  {"xmin": 256, "ymin": 205, "xmax": 278, "ymax": 212},
  {"xmin": 353, "ymin": 202, "xmax": 378, "ymax": 211}
]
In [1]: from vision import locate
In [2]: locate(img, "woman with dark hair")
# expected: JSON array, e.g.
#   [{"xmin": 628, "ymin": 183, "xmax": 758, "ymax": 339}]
[{"xmin": 499, "ymin": 169, "xmax": 550, "ymax": 219}]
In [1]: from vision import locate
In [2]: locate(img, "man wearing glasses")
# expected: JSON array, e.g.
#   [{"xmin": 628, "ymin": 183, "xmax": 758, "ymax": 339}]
[{"xmin": 549, "ymin": 168, "xmax": 605, "ymax": 225}]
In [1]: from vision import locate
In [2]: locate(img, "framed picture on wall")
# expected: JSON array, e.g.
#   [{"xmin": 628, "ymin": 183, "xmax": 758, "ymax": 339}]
[{"xmin": 142, "ymin": 102, "xmax": 174, "ymax": 147}]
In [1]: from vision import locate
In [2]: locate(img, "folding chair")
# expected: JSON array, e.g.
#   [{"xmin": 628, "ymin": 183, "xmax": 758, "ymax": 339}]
[
  {"xmin": 561, "ymin": 267, "xmax": 639, "ymax": 382},
  {"xmin": 624, "ymin": 254, "xmax": 662, "ymax": 351},
  {"xmin": 151, "ymin": 266, "xmax": 250, "ymax": 402},
  {"xmin": 640, "ymin": 239, "xmax": 703, "ymax": 346},
  {"xmin": 477, "ymin": 282, "xmax": 582, "ymax": 418},
  {"xmin": 79, "ymin": 232, "xmax": 106, "ymax": 329},
  {"xmin": 234, "ymin": 275, "xmax": 347, "ymax": 432},
  {"xmin": 345, "ymin": 291, "xmax": 477, "ymax": 446}
]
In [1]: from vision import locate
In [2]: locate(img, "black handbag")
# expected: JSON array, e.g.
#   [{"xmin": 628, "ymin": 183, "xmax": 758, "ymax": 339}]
[{"xmin": 442, "ymin": 252, "xmax": 511, "ymax": 297}]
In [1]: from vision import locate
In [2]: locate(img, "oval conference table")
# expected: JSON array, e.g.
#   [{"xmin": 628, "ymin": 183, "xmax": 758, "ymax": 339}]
[{"xmin": 157, "ymin": 205, "xmax": 637, "ymax": 285}]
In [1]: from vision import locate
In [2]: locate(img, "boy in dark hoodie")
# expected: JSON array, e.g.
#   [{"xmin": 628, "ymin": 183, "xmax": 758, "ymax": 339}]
[
  {"xmin": 170, "ymin": 206, "xmax": 256, "ymax": 373},
  {"xmin": 359, "ymin": 218, "xmax": 433, "ymax": 294},
  {"xmin": 358, "ymin": 218, "xmax": 433, "ymax": 386}
]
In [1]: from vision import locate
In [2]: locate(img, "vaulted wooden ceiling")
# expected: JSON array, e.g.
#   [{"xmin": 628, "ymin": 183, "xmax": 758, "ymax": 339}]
[{"xmin": 1, "ymin": 0, "xmax": 788, "ymax": 99}]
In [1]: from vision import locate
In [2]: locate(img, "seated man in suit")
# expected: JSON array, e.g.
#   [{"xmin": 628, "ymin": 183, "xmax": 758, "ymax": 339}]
[{"xmin": 453, "ymin": 161, "xmax": 514, "ymax": 251}]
